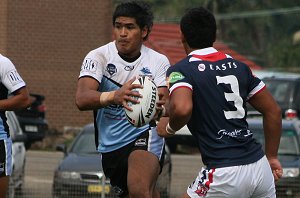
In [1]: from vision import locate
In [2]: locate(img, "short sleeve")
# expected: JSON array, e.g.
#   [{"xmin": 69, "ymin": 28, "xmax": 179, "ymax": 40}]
[
  {"xmin": 0, "ymin": 57, "xmax": 26, "ymax": 93},
  {"xmin": 79, "ymin": 49, "xmax": 105, "ymax": 83}
]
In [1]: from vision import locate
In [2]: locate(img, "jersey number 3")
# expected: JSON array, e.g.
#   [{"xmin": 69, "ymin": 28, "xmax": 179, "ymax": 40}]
[{"xmin": 216, "ymin": 75, "xmax": 245, "ymax": 119}]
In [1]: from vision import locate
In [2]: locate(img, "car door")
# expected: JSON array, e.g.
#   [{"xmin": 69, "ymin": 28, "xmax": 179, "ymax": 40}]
[{"xmin": 6, "ymin": 111, "xmax": 26, "ymax": 174}]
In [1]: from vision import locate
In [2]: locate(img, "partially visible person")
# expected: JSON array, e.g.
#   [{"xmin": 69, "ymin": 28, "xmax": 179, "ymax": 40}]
[
  {"xmin": 158, "ymin": 7, "xmax": 282, "ymax": 198},
  {"xmin": 75, "ymin": 1, "xmax": 169, "ymax": 197},
  {"xmin": 0, "ymin": 54, "xmax": 32, "ymax": 198}
]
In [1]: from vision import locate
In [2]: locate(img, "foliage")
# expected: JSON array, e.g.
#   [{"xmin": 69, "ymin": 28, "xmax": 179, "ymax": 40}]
[{"xmin": 113, "ymin": 0, "xmax": 300, "ymax": 69}]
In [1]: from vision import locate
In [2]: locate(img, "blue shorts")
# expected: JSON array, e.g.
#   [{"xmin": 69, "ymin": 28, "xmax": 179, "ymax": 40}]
[{"xmin": 0, "ymin": 137, "xmax": 12, "ymax": 177}]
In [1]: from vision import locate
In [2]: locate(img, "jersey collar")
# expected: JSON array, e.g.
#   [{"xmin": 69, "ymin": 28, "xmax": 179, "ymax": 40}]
[{"xmin": 188, "ymin": 47, "xmax": 218, "ymax": 56}]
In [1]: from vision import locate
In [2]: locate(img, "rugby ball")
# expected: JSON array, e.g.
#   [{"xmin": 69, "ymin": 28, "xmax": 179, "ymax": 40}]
[{"xmin": 125, "ymin": 76, "xmax": 158, "ymax": 127}]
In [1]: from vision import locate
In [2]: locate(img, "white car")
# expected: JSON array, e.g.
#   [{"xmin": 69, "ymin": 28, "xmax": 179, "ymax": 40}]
[{"xmin": 6, "ymin": 111, "xmax": 27, "ymax": 198}]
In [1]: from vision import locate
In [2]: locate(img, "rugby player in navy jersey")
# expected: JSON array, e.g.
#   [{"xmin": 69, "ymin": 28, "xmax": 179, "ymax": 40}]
[
  {"xmin": 76, "ymin": 1, "xmax": 169, "ymax": 198},
  {"xmin": 0, "ymin": 54, "xmax": 31, "ymax": 198},
  {"xmin": 158, "ymin": 7, "xmax": 282, "ymax": 198}
]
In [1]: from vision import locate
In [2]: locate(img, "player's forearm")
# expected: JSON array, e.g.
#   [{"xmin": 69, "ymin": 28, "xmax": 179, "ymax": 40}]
[
  {"xmin": 75, "ymin": 90, "xmax": 115, "ymax": 111},
  {"xmin": 263, "ymin": 111, "xmax": 282, "ymax": 159},
  {"xmin": 0, "ymin": 88, "xmax": 31, "ymax": 111}
]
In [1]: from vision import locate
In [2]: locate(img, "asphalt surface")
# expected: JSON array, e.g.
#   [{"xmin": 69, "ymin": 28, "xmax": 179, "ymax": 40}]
[{"xmin": 21, "ymin": 150, "xmax": 203, "ymax": 198}]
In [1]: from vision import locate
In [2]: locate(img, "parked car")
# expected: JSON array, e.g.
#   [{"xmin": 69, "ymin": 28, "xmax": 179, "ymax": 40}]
[
  {"xmin": 14, "ymin": 93, "xmax": 48, "ymax": 149},
  {"xmin": 52, "ymin": 123, "xmax": 172, "ymax": 198},
  {"xmin": 247, "ymin": 71, "xmax": 300, "ymax": 119},
  {"xmin": 263, "ymin": 74, "xmax": 300, "ymax": 119},
  {"xmin": 6, "ymin": 111, "xmax": 27, "ymax": 198},
  {"xmin": 248, "ymin": 118, "xmax": 300, "ymax": 197}
]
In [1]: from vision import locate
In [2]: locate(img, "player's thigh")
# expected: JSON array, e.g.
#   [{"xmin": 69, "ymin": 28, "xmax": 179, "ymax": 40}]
[{"xmin": 128, "ymin": 150, "xmax": 160, "ymax": 187}]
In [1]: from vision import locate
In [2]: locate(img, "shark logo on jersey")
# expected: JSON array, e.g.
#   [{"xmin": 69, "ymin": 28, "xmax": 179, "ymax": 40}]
[
  {"xmin": 106, "ymin": 64, "xmax": 117, "ymax": 77},
  {"xmin": 140, "ymin": 67, "xmax": 152, "ymax": 77},
  {"xmin": 81, "ymin": 58, "xmax": 97, "ymax": 73},
  {"xmin": 6, "ymin": 70, "xmax": 23, "ymax": 86}
]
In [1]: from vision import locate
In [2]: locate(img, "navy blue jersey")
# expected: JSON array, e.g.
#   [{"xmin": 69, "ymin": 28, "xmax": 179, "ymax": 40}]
[{"xmin": 167, "ymin": 47, "xmax": 265, "ymax": 168}]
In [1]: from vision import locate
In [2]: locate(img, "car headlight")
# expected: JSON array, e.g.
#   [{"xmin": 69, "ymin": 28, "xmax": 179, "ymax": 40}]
[
  {"xmin": 57, "ymin": 171, "xmax": 81, "ymax": 180},
  {"xmin": 282, "ymin": 168, "xmax": 300, "ymax": 178}
]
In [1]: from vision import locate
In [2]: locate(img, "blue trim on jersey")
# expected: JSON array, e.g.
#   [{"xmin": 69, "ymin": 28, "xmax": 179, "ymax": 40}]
[{"xmin": 96, "ymin": 76, "xmax": 150, "ymax": 153}]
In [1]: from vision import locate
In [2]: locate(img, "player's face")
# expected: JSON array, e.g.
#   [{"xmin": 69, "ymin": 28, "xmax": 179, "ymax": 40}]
[{"xmin": 113, "ymin": 17, "xmax": 147, "ymax": 58}]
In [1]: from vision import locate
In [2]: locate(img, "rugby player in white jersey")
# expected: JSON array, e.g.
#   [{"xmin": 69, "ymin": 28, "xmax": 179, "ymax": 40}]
[
  {"xmin": 75, "ymin": 1, "xmax": 170, "ymax": 198},
  {"xmin": 0, "ymin": 54, "xmax": 31, "ymax": 198},
  {"xmin": 158, "ymin": 7, "xmax": 283, "ymax": 198}
]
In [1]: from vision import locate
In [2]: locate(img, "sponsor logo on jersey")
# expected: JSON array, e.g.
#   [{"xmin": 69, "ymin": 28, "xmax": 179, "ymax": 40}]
[
  {"xmin": 169, "ymin": 72, "xmax": 185, "ymax": 83},
  {"xmin": 198, "ymin": 63, "xmax": 206, "ymax": 72},
  {"xmin": 81, "ymin": 58, "xmax": 97, "ymax": 73},
  {"xmin": 124, "ymin": 65, "xmax": 134, "ymax": 71},
  {"xmin": 135, "ymin": 138, "xmax": 147, "ymax": 146},
  {"xmin": 6, "ymin": 70, "xmax": 23, "ymax": 85},
  {"xmin": 216, "ymin": 128, "xmax": 252, "ymax": 139},
  {"xmin": 106, "ymin": 64, "xmax": 117, "ymax": 76},
  {"xmin": 140, "ymin": 67, "xmax": 152, "ymax": 77},
  {"xmin": 209, "ymin": 61, "xmax": 238, "ymax": 71}
]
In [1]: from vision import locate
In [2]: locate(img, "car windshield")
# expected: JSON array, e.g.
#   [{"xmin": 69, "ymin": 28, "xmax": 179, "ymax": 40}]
[
  {"xmin": 253, "ymin": 129, "xmax": 300, "ymax": 155},
  {"xmin": 263, "ymin": 79, "xmax": 293, "ymax": 106},
  {"xmin": 69, "ymin": 130, "xmax": 97, "ymax": 154}
]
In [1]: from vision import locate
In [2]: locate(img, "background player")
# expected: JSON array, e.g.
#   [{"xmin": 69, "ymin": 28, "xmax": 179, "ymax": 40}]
[
  {"xmin": 0, "ymin": 54, "xmax": 31, "ymax": 198},
  {"xmin": 75, "ymin": 1, "xmax": 169, "ymax": 197},
  {"xmin": 158, "ymin": 7, "xmax": 282, "ymax": 198}
]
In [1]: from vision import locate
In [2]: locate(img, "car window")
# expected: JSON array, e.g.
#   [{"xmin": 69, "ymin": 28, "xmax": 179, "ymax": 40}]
[
  {"xmin": 253, "ymin": 129, "xmax": 300, "ymax": 155},
  {"xmin": 264, "ymin": 79, "xmax": 292, "ymax": 106},
  {"xmin": 70, "ymin": 131, "xmax": 97, "ymax": 154}
]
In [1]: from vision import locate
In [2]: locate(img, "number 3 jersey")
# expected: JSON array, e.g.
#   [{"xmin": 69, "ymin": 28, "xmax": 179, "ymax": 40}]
[
  {"xmin": 79, "ymin": 41, "xmax": 170, "ymax": 153},
  {"xmin": 166, "ymin": 47, "xmax": 265, "ymax": 169}
]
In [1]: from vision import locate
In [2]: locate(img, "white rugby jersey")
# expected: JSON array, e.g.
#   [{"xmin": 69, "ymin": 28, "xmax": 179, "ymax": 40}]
[
  {"xmin": 0, "ymin": 54, "xmax": 26, "ymax": 139},
  {"xmin": 79, "ymin": 41, "xmax": 170, "ymax": 153}
]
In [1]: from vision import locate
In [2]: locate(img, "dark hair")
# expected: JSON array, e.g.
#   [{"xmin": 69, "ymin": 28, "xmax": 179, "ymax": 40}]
[
  {"xmin": 113, "ymin": 1, "xmax": 153, "ymax": 40},
  {"xmin": 180, "ymin": 7, "xmax": 217, "ymax": 49}
]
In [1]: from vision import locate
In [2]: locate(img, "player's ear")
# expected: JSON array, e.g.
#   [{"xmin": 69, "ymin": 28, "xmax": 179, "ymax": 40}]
[{"xmin": 141, "ymin": 26, "xmax": 148, "ymax": 40}]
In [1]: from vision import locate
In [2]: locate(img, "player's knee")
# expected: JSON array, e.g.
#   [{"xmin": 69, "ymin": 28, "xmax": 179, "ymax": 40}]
[{"xmin": 128, "ymin": 185, "xmax": 153, "ymax": 198}]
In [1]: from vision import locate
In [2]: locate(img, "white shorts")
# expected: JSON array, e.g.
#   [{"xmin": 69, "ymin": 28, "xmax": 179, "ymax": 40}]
[
  {"xmin": 187, "ymin": 156, "xmax": 275, "ymax": 198},
  {"xmin": 0, "ymin": 137, "xmax": 12, "ymax": 177}
]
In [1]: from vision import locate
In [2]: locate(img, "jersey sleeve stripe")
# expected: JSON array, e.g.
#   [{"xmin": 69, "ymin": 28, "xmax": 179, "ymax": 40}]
[
  {"xmin": 247, "ymin": 81, "xmax": 266, "ymax": 100},
  {"xmin": 169, "ymin": 82, "xmax": 193, "ymax": 95}
]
